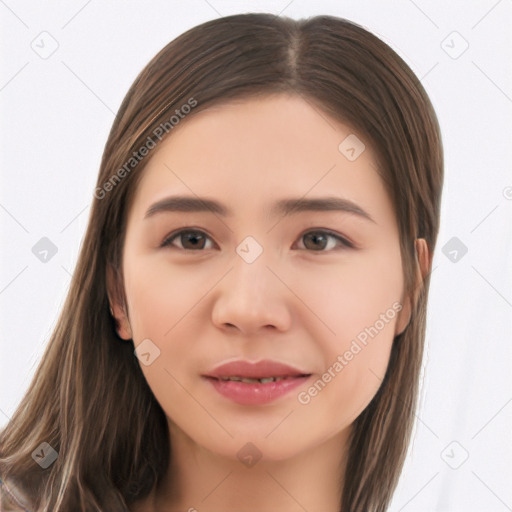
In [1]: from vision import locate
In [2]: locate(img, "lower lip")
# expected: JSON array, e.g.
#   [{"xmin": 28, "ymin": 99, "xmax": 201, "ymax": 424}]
[{"xmin": 203, "ymin": 375, "xmax": 311, "ymax": 405}]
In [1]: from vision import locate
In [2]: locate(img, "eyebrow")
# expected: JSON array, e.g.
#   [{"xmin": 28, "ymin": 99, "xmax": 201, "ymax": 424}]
[{"xmin": 144, "ymin": 195, "xmax": 375, "ymax": 223}]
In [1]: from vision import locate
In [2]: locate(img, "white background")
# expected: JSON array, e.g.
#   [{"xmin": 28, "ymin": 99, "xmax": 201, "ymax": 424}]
[{"xmin": 1, "ymin": 1, "xmax": 511, "ymax": 510}]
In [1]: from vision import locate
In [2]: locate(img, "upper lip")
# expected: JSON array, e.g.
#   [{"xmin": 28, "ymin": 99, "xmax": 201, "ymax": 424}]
[{"xmin": 204, "ymin": 359, "xmax": 311, "ymax": 379}]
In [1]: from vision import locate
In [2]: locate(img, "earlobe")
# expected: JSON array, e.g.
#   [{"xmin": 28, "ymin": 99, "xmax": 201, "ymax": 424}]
[
  {"xmin": 415, "ymin": 238, "xmax": 431, "ymax": 281},
  {"xmin": 106, "ymin": 264, "xmax": 133, "ymax": 341},
  {"xmin": 394, "ymin": 296, "xmax": 411, "ymax": 337},
  {"xmin": 394, "ymin": 238, "xmax": 431, "ymax": 336}
]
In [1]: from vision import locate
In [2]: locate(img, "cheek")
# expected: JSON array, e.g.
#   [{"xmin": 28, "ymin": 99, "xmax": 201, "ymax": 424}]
[
  {"xmin": 123, "ymin": 257, "xmax": 206, "ymax": 339},
  {"xmin": 122, "ymin": 257, "xmax": 215, "ymax": 394},
  {"xmin": 291, "ymin": 249, "xmax": 403, "ymax": 417},
  {"xmin": 122, "ymin": 259, "xmax": 212, "ymax": 425},
  {"xmin": 291, "ymin": 245, "xmax": 404, "ymax": 343}
]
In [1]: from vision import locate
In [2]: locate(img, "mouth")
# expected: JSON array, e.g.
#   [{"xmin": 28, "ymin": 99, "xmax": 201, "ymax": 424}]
[
  {"xmin": 206, "ymin": 375, "xmax": 311, "ymax": 384},
  {"xmin": 203, "ymin": 359, "xmax": 311, "ymax": 380},
  {"xmin": 202, "ymin": 359, "xmax": 312, "ymax": 405}
]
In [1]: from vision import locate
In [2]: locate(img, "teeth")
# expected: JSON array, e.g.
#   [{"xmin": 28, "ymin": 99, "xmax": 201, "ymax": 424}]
[{"xmin": 218, "ymin": 376, "xmax": 287, "ymax": 383}]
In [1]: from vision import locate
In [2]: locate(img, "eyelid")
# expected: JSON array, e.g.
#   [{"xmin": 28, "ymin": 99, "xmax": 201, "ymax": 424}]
[
  {"xmin": 160, "ymin": 227, "xmax": 355, "ymax": 251},
  {"xmin": 297, "ymin": 229, "xmax": 355, "ymax": 250},
  {"xmin": 160, "ymin": 227, "xmax": 217, "ymax": 250}
]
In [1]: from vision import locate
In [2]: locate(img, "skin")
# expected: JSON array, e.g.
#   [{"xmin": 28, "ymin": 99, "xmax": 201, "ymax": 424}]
[{"xmin": 109, "ymin": 93, "xmax": 430, "ymax": 512}]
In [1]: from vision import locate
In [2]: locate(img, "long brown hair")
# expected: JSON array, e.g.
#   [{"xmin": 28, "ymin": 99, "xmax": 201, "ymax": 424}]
[{"xmin": 0, "ymin": 13, "xmax": 443, "ymax": 511}]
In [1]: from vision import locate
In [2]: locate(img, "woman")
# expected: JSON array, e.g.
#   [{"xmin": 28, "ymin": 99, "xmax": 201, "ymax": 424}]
[{"xmin": 0, "ymin": 12, "xmax": 443, "ymax": 512}]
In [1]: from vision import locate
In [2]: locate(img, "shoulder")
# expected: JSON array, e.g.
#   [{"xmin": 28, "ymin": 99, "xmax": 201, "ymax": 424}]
[{"xmin": 0, "ymin": 477, "xmax": 33, "ymax": 512}]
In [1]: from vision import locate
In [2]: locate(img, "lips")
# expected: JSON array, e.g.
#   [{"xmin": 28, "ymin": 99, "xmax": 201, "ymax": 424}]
[
  {"xmin": 203, "ymin": 359, "xmax": 311, "ymax": 381},
  {"xmin": 202, "ymin": 359, "xmax": 312, "ymax": 405}
]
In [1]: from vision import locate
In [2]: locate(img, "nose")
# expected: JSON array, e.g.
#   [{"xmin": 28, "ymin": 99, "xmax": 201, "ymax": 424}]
[{"xmin": 211, "ymin": 248, "xmax": 292, "ymax": 336}]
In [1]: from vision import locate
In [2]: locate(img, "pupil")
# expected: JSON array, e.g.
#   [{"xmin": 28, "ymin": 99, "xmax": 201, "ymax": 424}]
[
  {"xmin": 305, "ymin": 233, "xmax": 326, "ymax": 250},
  {"xmin": 183, "ymin": 232, "xmax": 204, "ymax": 249}
]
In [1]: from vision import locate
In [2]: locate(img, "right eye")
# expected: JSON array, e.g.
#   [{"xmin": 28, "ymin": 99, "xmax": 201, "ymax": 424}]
[{"xmin": 160, "ymin": 228, "xmax": 217, "ymax": 251}]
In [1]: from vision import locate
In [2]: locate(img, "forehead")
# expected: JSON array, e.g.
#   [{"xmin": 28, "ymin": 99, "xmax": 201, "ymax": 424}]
[{"xmin": 127, "ymin": 93, "xmax": 394, "ymax": 226}]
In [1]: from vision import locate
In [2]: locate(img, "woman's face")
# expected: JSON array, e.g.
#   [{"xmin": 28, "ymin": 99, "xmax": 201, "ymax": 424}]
[{"xmin": 112, "ymin": 93, "xmax": 411, "ymax": 462}]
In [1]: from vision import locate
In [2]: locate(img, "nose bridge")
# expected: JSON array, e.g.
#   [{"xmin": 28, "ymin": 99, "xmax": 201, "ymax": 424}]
[
  {"xmin": 230, "ymin": 235, "xmax": 274, "ymax": 304},
  {"xmin": 212, "ymin": 234, "xmax": 291, "ymax": 333}
]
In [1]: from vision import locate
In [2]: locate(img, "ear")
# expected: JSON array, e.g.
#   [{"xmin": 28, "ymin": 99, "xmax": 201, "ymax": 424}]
[
  {"xmin": 106, "ymin": 264, "xmax": 132, "ymax": 340},
  {"xmin": 394, "ymin": 238, "xmax": 431, "ymax": 336}
]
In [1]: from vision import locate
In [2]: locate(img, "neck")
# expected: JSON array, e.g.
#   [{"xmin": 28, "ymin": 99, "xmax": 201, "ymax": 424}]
[{"xmin": 148, "ymin": 422, "xmax": 351, "ymax": 512}]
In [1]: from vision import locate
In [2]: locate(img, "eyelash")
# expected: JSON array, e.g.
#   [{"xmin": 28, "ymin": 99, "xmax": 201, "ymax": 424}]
[{"xmin": 160, "ymin": 228, "xmax": 355, "ymax": 252}]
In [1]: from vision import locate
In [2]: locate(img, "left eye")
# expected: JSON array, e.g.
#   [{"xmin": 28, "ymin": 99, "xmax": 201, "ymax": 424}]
[
  {"xmin": 161, "ymin": 229, "xmax": 216, "ymax": 251},
  {"xmin": 161, "ymin": 229, "xmax": 353, "ymax": 252},
  {"xmin": 294, "ymin": 230, "xmax": 353, "ymax": 251}
]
